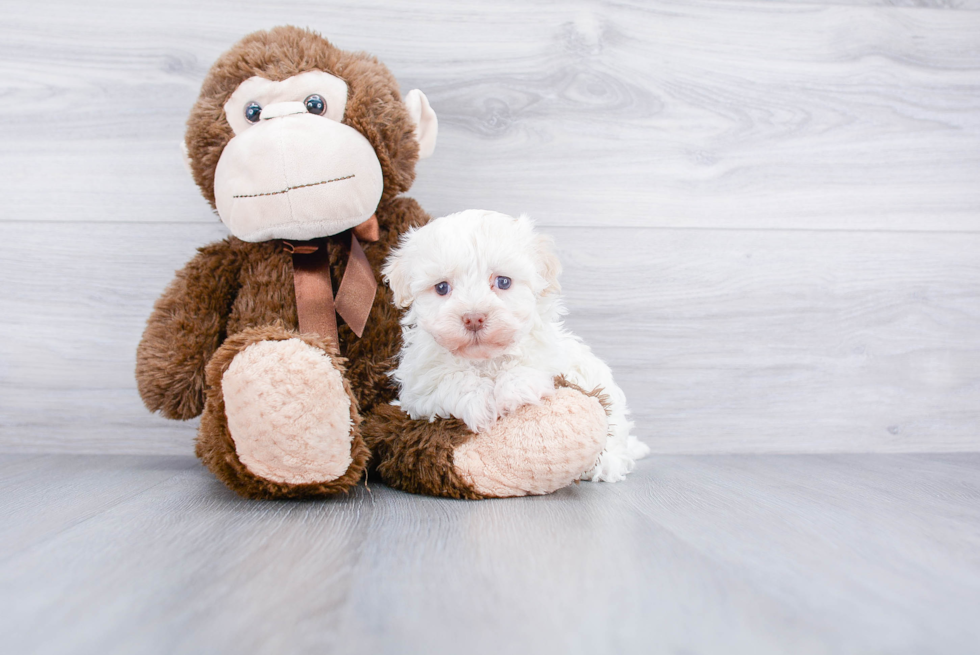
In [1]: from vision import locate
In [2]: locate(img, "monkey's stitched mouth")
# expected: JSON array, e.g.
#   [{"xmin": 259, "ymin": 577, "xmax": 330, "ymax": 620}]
[{"xmin": 232, "ymin": 174, "xmax": 355, "ymax": 199}]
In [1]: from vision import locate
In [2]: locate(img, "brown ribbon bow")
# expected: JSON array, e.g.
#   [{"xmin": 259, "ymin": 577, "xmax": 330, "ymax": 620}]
[{"xmin": 284, "ymin": 214, "xmax": 380, "ymax": 347}]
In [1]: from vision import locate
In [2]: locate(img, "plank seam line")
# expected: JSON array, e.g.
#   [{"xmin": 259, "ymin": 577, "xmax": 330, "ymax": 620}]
[{"xmin": 3, "ymin": 221, "xmax": 980, "ymax": 236}]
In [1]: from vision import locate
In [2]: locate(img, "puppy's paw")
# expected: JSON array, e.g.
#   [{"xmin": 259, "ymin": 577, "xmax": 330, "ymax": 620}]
[
  {"xmin": 454, "ymin": 380, "xmax": 498, "ymax": 433},
  {"xmin": 493, "ymin": 367, "xmax": 556, "ymax": 418}
]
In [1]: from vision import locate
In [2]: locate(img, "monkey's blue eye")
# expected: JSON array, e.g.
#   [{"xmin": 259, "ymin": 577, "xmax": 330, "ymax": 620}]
[
  {"xmin": 244, "ymin": 102, "xmax": 262, "ymax": 123},
  {"xmin": 434, "ymin": 281, "xmax": 451, "ymax": 296},
  {"xmin": 495, "ymin": 276, "xmax": 512, "ymax": 290},
  {"xmin": 305, "ymin": 94, "xmax": 326, "ymax": 115}
]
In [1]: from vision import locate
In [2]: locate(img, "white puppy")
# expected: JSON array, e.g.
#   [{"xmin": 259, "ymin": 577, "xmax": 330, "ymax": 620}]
[{"xmin": 382, "ymin": 209, "xmax": 650, "ymax": 482}]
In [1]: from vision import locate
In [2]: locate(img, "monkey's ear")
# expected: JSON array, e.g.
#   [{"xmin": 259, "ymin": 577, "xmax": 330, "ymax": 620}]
[
  {"xmin": 404, "ymin": 89, "xmax": 438, "ymax": 159},
  {"xmin": 180, "ymin": 140, "xmax": 193, "ymax": 175},
  {"xmin": 382, "ymin": 249, "xmax": 415, "ymax": 309}
]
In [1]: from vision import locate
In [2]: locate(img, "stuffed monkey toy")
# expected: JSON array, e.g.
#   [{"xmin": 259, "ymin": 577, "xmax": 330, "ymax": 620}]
[{"xmin": 136, "ymin": 26, "xmax": 609, "ymax": 499}]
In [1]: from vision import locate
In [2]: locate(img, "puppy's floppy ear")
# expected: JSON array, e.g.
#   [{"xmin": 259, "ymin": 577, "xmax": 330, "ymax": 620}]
[
  {"xmin": 534, "ymin": 232, "xmax": 562, "ymax": 296},
  {"xmin": 382, "ymin": 246, "xmax": 415, "ymax": 309}
]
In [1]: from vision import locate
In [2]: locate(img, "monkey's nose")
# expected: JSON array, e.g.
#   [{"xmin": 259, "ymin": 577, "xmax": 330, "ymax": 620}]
[
  {"xmin": 462, "ymin": 313, "xmax": 487, "ymax": 332},
  {"xmin": 260, "ymin": 101, "xmax": 307, "ymax": 120}
]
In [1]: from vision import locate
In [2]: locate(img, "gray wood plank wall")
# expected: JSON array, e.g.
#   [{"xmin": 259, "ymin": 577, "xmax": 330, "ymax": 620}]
[{"xmin": 1, "ymin": 0, "xmax": 979, "ymax": 454}]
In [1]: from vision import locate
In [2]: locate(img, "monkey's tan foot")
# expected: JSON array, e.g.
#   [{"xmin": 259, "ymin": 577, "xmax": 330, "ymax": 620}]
[
  {"xmin": 197, "ymin": 326, "xmax": 368, "ymax": 499},
  {"xmin": 452, "ymin": 387, "xmax": 608, "ymax": 498},
  {"xmin": 361, "ymin": 385, "xmax": 607, "ymax": 500}
]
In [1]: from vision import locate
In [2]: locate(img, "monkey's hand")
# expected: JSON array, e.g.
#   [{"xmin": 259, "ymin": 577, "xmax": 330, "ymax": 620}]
[{"xmin": 136, "ymin": 239, "xmax": 242, "ymax": 420}]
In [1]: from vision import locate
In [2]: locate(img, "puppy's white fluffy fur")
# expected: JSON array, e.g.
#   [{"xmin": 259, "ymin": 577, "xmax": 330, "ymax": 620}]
[{"xmin": 383, "ymin": 209, "xmax": 650, "ymax": 482}]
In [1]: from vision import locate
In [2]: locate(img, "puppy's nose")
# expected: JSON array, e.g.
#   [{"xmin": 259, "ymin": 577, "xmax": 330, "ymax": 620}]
[{"xmin": 462, "ymin": 312, "xmax": 487, "ymax": 332}]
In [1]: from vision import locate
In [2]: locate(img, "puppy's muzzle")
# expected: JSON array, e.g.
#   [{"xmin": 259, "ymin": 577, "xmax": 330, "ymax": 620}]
[{"xmin": 462, "ymin": 312, "xmax": 487, "ymax": 332}]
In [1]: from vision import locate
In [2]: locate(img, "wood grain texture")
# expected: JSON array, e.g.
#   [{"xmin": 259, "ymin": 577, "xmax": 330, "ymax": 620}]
[
  {"xmin": 555, "ymin": 227, "xmax": 980, "ymax": 453},
  {"xmin": 1, "ymin": 453, "xmax": 978, "ymax": 654},
  {"xmin": 1, "ymin": 222, "xmax": 978, "ymax": 454},
  {"xmin": 2, "ymin": 0, "xmax": 979, "ymax": 454},
  {"xmin": 0, "ymin": 0, "xmax": 978, "ymax": 230}
]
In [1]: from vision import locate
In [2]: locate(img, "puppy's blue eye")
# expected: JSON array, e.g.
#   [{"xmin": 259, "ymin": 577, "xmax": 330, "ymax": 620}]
[
  {"xmin": 495, "ymin": 276, "xmax": 512, "ymax": 290},
  {"xmin": 435, "ymin": 281, "xmax": 451, "ymax": 296},
  {"xmin": 244, "ymin": 102, "xmax": 262, "ymax": 123},
  {"xmin": 305, "ymin": 94, "xmax": 326, "ymax": 115}
]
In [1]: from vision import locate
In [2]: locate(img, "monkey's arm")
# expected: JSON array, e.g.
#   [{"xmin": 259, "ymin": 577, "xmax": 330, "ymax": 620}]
[{"xmin": 136, "ymin": 239, "xmax": 242, "ymax": 420}]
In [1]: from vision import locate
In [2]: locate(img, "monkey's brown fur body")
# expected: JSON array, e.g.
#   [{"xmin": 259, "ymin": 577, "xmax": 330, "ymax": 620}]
[
  {"xmin": 136, "ymin": 185, "xmax": 461, "ymax": 498},
  {"xmin": 136, "ymin": 27, "xmax": 609, "ymax": 500}
]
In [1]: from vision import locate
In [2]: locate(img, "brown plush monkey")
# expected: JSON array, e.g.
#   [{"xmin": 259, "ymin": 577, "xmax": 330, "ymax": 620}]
[{"xmin": 136, "ymin": 26, "xmax": 609, "ymax": 499}]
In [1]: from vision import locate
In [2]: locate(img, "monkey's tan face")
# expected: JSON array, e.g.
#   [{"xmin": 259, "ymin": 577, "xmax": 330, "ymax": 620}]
[{"xmin": 212, "ymin": 71, "xmax": 383, "ymax": 242}]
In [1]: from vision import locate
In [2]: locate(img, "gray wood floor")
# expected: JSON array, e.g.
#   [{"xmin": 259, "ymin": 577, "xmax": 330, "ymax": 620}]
[{"xmin": 1, "ymin": 453, "xmax": 978, "ymax": 655}]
